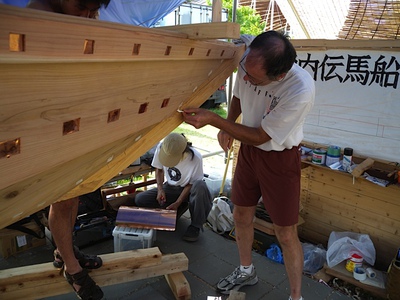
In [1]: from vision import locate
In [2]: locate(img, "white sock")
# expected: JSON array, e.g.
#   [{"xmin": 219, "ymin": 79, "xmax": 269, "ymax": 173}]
[
  {"xmin": 240, "ymin": 264, "xmax": 253, "ymax": 274},
  {"xmin": 289, "ymin": 297, "xmax": 303, "ymax": 300}
]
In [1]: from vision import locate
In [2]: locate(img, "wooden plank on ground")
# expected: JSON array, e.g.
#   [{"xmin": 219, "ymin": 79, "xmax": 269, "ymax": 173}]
[
  {"xmin": 312, "ymin": 268, "xmax": 333, "ymax": 284},
  {"xmin": 0, "ymin": 248, "xmax": 189, "ymax": 300},
  {"xmin": 165, "ymin": 272, "xmax": 191, "ymax": 300},
  {"xmin": 254, "ymin": 216, "xmax": 305, "ymax": 236},
  {"xmin": 324, "ymin": 262, "xmax": 387, "ymax": 299},
  {"xmin": 227, "ymin": 290, "xmax": 246, "ymax": 300}
]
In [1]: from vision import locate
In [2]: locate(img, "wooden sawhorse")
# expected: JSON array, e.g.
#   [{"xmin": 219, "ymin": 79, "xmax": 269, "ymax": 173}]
[{"xmin": 0, "ymin": 247, "xmax": 190, "ymax": 300}]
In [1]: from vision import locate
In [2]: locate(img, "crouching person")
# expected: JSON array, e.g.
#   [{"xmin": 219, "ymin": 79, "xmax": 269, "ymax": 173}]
[{"xmin": 135, "ymin": 133, "xmax": 212, "ymax": 242}]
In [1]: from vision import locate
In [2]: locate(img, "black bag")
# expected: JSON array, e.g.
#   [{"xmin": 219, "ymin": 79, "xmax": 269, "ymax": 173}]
[
  {"xmin": 78, "ymin": 188, "xmax": 104, "ymax": 216},
  {"xmin": 6, "ymin": 210, "xmax": 47, "ymax": 239}
]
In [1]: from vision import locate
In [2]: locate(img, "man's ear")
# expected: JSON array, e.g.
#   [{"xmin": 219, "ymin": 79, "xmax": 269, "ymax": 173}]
[{"xmin": 277, "ymin": 73, "xmax": 287, "ymax": 81}]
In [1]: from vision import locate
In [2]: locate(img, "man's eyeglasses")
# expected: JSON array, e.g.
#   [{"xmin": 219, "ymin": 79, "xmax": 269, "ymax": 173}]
[{"xmin": 239, "ymin": 55, "xmax": 270, "ymax": 86}]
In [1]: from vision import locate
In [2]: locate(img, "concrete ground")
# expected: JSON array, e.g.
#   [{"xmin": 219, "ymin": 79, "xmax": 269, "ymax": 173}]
[
  {"xmin": 0, "ymin": 211, "xmax": 353, "ymax": 300},
  {"xmin": 0, "ymin": 125, "xmax": 353, "ymax": 300}
]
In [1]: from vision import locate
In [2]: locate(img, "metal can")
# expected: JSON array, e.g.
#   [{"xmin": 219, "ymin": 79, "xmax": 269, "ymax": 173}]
[{"xmin": 312, "ymin": 148, "xmax": 326, "ymax": 165}]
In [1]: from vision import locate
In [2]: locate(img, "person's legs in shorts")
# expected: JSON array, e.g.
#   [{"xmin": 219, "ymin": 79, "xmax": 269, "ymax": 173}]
[
  {"xmin": 259, "ymin": 146, "xmax": 303, "ymax": 300},
  {"xmin": 217, "ymin": 145, "xmax": 260, "ymax": 293}
]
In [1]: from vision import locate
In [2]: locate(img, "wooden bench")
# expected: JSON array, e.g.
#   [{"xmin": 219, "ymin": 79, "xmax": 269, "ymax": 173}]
[{"xmin": 0, "ymin": 247, "xmax": 190, "ymax": 300}]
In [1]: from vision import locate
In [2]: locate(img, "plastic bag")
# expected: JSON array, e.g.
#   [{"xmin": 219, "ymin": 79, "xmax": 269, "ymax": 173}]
[
  {"xmin": 266, "ymin": 243, "xmax": 284, "ymax": 264},
  {"xmin": 326, "ymin": 231, "xmax": 376, "ymax": 268},
  {"xmin": 302, "ymin": 242, "xmax": 327, "ymax": 274},
  {"xmin": 207, "ymin": 196, "xmax": 234, "ymax": 234}
]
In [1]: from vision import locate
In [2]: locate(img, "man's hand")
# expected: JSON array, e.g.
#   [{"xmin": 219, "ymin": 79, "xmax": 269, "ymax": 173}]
[
  {"xmin": 166, "ymin": 201, "xmax": 180, "ymax": 211},
  {"xmin": 157, "ymin": 190, "xmax": 166, "ymax": 207},
  {"xmin": 182, "ymin": 108, "xmax": 216, "ymax": 129},
  {"xmin": 217, "ymin": 130, "xmax": 233, "ymax": 151}
]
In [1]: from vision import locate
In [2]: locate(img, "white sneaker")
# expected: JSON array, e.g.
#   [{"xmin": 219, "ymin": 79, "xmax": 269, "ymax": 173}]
[{"xmin": 216, "ymin": 266, "xmax": 258, "ymax": 294}]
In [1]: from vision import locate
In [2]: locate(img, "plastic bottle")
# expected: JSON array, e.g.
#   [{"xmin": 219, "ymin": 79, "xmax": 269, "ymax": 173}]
[
  {"xmin": 345, "ymin": 253, "xmax": 363, "ymax": 272},
  {"xmin": 342, "ymin": 147, "xmax": 353, "ymax": 172},
  {"xmin": 326, "ymin": 146, "xmax": 341, "ymax": 166}
]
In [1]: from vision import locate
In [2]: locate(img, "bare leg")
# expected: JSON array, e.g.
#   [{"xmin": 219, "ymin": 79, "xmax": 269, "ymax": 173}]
[
  {"xmin": 233, "ymin": 205, "xmax": 257, "ymax": 266},
  {"xmin": 49, "ymin": 198, "xmax": 82, "ymax": 290},
  {"xmin": 273, "ymin": 224, "xmax": 303, "ymax": 300}
]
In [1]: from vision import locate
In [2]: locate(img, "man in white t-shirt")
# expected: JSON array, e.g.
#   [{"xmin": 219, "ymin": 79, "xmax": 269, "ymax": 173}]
[
  {"xmin": 182, "ymin": 31, "xmax": 315, "ymax": 300},
  {"xmin": 134, "ymin": 133, "xmax": 212, "ymax": 242}
]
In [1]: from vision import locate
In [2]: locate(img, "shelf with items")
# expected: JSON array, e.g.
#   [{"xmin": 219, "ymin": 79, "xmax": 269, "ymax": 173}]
[{"xmin": 101, "ymin": 163, "xmax": 156, "ymax": 211}]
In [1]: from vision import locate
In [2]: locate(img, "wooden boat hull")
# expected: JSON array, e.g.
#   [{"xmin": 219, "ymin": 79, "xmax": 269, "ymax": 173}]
[{"xmin": 0, "ymin": 5, "xmax": 244, "ymax": 228}]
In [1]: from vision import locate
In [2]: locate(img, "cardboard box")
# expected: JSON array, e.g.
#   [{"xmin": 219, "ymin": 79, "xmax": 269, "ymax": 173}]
[{"xmin": 0, "ymin": 220, "xmax": 46, "ymax": 258}]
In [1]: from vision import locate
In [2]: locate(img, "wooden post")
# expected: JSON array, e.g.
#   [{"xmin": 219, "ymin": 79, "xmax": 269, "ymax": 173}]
[{"xmin": 212, "ymin": 0, "xmax": 222, "ymax": 22}]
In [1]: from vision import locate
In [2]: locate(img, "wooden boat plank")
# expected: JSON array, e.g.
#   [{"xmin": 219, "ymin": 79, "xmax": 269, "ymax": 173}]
[
  {"xmin": 0, "ymin": 5, "xmax": 245, "ymax": 228},
  {"xmin": 158, "ymin": 22, "xmax": 240, "ymax": 40},
  {"xmin": 0, "ymin": 54, "xmax": 243, "ymax": 229},
  {"xmin": 0, "ymin": 58, "xmax": 239, "ymax": 190},
  {"xmin": 1, "ymin": 5, "xmax": 239, "ymax": 63}
]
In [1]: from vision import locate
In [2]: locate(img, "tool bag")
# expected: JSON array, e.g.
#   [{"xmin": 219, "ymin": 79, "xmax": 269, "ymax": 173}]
[
  {"xmin": 206, "ymin": 145, "xmax": 235, "ymax": 234},
  {"xmin": 207, "ymin": 196, "xmax": 234, "ymax": 234}
]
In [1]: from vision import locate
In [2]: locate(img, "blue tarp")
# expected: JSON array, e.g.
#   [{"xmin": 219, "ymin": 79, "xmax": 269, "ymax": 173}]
[
  {"xmin": 1, "ymin": 0, "xmax": 27, "ymax": 6},
  {"xmin": 0, "ymin": 0, "xmax": 186, "ymax": 27},
  {"xmin": 99, "ymin": 0, "xmax": 186, "ymax": 27}
]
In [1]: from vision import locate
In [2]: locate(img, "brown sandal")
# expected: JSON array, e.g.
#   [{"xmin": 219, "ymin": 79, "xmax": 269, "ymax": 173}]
[{"xmin": 64, "ymin": 269, "xmax": 104, "ymax": 300}]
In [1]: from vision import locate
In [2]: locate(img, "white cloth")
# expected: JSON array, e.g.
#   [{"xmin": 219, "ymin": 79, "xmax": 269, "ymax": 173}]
[
  {"xmin": 152, "ymin": 143, "xmax": 204, "ymax": 187},
  {"xmin": 233, "ymin": 60, "xmax": 315, "ymax": 151}
]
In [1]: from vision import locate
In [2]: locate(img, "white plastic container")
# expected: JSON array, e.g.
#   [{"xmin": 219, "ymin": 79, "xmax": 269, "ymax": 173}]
[
  {"xmin": 326, "ymin": 146, "xmax": 341, "ymax": 166},
  {"xmin": 204, "ymin": 176, "xmax": 223, "ymax": 197},
  {"xmin": 112, "ymin": 226, "xmax": 155, "ymax": 252}
]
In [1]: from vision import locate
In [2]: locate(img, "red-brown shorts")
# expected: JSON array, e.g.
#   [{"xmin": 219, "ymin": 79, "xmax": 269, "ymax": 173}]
[{"xmin": 231, "ymin": 143, "xmax": 301, "ymax": 226}]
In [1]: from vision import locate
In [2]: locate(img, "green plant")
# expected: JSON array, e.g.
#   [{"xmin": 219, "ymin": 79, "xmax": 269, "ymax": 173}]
[
  {"xmin": 206, "ymin": 0, "xmax": 265, "ymax": 35},
  {"xmin": 209, "ymin": 106, "xmax": 227, "ymax": 118}
]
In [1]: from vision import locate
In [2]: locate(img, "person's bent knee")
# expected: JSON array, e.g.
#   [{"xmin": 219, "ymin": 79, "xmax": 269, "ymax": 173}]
[
  {"xmin": 134, "ymin": 192, "xmax": 146, "ymax": 207},
  {"xmin": 192, "ymin": 179, "xmax": 208, "ymax": 192},
  {"xmin": 51, "ymin": 197, "xmax": 78, "ymax": 210},
  {"xmin": 191, "ymin": 180, "xmax": 212, "ymax": 201}
]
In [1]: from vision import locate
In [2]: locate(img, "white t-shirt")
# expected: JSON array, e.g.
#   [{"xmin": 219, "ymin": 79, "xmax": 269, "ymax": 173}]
[
  {"xmin": 151, "ymin": 144, "xmax": 204, "ymax": 187},
  {"xmin": 233, "ymin": 61, "xmax": 315, "ymax": 151}
]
